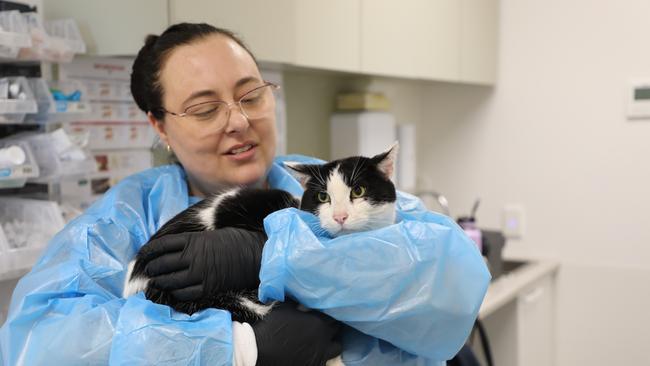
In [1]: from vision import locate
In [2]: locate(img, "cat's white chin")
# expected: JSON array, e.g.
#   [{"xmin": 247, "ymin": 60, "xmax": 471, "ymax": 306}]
[
  {"xmin": 325, "ymin": 226, "xmax": 345, "ymax": 237},
  {"xmin": 322, "ymin": 202, "xmax": 396, "ymax": 237}
]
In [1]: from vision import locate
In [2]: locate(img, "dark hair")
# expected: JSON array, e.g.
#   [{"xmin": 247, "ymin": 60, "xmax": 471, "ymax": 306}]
[{"xmin": 130, "ymin": 23, "xmax": 257, "ymax": 120}]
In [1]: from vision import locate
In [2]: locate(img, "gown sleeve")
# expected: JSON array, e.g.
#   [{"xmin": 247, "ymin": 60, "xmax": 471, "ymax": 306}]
[
  {"xmin": 0, "ymin": 166, "xmax": 236, "ymax": 366},
  {"xmin": 259, "ymin": 191, "xmax": 490, "ymax": 363}
]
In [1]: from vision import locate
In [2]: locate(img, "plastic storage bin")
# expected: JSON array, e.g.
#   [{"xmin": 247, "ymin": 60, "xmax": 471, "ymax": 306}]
[
  {"xmin": 48, "ymin": 79, "xmax": 90, "ymax": 115},
  {"xmin": 0, "ymin": 76, "xmax": 38, "ymax": 124},
  {"xmin": 0, "ymin": 139, "xmax": 39, "ymax": 188},
  {"xmin": 21, "ymin": 129, "xmax": 96, "ymax": 183},
  {"xmin": 0, "ymin": 9, "xmax": 30, "ymax": 59},
  {"xmin": 44, "ymin": 18, "xmax": 85, "ymax": 55},
  {"xmin": 24, "ymin": 77, "xmax": 54, "ymax": 122},
  {"xmin": 0, "ymin": 197, "xmax": 64, "ymax": 278},
  {"xmin": 26, "ymin": 78, "xmax": 91, "ymax": 123},
  {"xmin": 18, "ymin": 13, "xmax": 75, "ymax": 62}
]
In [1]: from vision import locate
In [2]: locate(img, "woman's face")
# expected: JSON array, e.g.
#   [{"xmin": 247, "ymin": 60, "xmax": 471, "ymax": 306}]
[{"xmin": 151, "ymin": 34, "xmax": 277, "ymax": 196}]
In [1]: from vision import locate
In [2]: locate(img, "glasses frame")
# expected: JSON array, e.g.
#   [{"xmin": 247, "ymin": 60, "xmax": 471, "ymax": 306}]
[{"xmin": 158, "ymin": 81, "xmax": 280, "ymax": 122}]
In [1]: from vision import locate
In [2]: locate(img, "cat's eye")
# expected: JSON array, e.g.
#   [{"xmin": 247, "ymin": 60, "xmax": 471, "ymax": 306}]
[
  {"xmin": 317, "ymin": 192, "xmax": 330, "ymax": 203},
  {"xmin": 351, "ymin": 186, "xmax": 366, "ymax": 198}
]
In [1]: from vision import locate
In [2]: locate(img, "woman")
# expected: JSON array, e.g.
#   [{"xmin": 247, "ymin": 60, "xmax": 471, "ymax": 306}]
[{"xmin": 0, "ymin": 23, "xmax": 490, "ymax": 366}]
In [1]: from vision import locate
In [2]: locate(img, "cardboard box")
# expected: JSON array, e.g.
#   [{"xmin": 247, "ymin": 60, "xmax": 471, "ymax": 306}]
[
  {"xmin": 92, "ymin": 149, "xmax": 152, "ymax": 176},
  {"xmin": 59, "ymin": 57, "xmax": 133, "ymax": 81},
  {"xmin": 65, "ymin": 121, "xmax": 155, "ymax": 150},
  {"xmin": 78, "ymin": 79, "xmax": 133, "ymax": 102},
  {"xmin": 59, "ymin": 148, "xmax": 153, "ymax": 210},
  {"xmin": 83, "ymin": 102, "xmax": 145, "ymax": 122}
]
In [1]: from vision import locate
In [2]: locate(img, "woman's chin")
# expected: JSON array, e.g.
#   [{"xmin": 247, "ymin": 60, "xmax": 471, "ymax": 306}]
[{"xmin": 229, "ymin": 165, "xmax": 267, "ymax": 187}]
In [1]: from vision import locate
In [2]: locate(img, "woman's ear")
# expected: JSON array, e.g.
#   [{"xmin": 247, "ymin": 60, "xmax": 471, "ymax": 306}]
[
  {"xmin": 284, "ymin": 162, "xmax": 312, "ymax": 188},
  {"xmin": 147, "ymin": 111, "xmax": 169, "ymax": 146}
]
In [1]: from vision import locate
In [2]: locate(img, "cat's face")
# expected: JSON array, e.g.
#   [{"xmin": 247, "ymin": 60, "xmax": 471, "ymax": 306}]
[{"xmin": 286, "ymin": 144, "xmax": 398, "ymax": 237}]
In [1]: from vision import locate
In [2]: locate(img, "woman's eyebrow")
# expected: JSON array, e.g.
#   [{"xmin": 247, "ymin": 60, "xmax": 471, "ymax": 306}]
[
  {"xmin": 182, "ymin": 90, "xmax": 219, "ymax": 108},
  {"xmin": 234, "ymin": 76, "xmax": 261, "ymax": 89},
  {"xmin": 181, "ymin": 76, "xmax": 261, "ymax": 107}
]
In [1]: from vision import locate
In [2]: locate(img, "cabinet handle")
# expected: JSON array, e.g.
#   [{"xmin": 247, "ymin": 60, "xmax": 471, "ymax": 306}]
[{"xmin": 522, "ymin": 286, "xmax": 544, "ymax": 303}]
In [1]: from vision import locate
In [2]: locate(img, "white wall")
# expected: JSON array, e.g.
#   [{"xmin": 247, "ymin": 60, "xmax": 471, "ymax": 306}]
[{"xmin": 414, "ymin": 0, "xmax": 650, "ymax": 364}]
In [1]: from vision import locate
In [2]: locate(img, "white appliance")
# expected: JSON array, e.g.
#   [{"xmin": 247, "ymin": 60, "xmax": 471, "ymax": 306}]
[
  {"xmin": 330, "ymin": 111, "xmax": 396, "ymax": 160},
  {"xmin": 396, "ymin": 123, "xmax": 416, "ymax": 192}
]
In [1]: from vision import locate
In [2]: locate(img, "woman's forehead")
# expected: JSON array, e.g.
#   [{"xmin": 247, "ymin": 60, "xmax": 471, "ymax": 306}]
[{"xmin": 159, "ymin": 34, "xmax": 261, "ymax": 106}]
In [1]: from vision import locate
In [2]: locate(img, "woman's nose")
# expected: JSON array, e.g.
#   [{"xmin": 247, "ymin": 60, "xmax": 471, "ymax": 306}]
[{"xmin": 224, "ymin": 105, "xmax": 250, "ymax": 134}]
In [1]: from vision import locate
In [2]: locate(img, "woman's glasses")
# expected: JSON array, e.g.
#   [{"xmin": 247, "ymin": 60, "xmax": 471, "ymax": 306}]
[{"xmin": 159, "ymin": 82, "xmax": 279, "ymax": 132}]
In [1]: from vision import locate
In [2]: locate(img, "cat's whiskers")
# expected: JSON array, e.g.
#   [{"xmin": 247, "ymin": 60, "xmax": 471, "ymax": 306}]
[
  {"xmin": 350, "ymin": 158, "xmax": 367, "ymax": 187},
  {"xmin": 349, "ymin": 157, "xmax": 362, "ymax": 185},
  {"xmin": 309, "ymin": 165, "xmax": 327, "ymax": 187}
]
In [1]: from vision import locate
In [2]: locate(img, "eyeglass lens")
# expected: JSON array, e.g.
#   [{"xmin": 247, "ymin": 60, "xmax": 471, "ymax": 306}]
[{"xmin": 184, "ymin": 84, "xmax": 275, "ymax": 132}]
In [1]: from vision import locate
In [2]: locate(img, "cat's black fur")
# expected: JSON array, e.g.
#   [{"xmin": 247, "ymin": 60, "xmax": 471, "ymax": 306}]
[
  {"xmin": 128, "ymin": 188, "xmax": 298, "ymax": 323},
  {"xmin": 126, "ymin": 149, "xmax": 397, "ymax": 324},
  {"xmin": 296, "ymin": 151, "xmax": 397, "ymax": 215}
]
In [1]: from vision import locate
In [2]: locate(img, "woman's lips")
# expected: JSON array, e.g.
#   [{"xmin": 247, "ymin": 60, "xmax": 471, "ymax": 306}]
[
  {"xmin": 227, "ymin": 144, "xmax": 254, "ymax": 155},
  {"xmin": 224, "ymin": 143, "xmax": 258, "ymax": 161}
]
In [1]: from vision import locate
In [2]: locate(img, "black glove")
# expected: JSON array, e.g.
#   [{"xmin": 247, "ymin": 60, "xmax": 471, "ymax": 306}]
[
  {"xmin": 254, "ymin": 302, "xmax": 342, "ymax": 366},
  {"xmin": 138, "ymin": 227, "xmax": 267, "ymax": 301}
]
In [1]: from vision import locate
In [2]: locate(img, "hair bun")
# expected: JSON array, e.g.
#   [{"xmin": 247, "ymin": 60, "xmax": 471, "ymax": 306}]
[{"xmin": 144, "ymin": 34, "xmax": 159, "ymax": 49}]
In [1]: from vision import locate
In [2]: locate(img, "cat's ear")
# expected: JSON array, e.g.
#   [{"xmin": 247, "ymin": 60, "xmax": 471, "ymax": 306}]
[
  {"xmin": 371, "ymin": 142, "xmax": 399, "ymax": 180},
  {"xmin": 284, "ymin": 161, "xmax": 312, "ymax": 188}
]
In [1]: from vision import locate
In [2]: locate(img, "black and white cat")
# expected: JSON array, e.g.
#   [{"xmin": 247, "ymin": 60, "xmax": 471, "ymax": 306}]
[{"xmin": 123, "ymin": 143, "xmax": 398, "ymax": 323}]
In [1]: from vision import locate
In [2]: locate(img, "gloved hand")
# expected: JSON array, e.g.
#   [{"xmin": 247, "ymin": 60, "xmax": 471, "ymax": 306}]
[
  {"xmin": 138, "ymin": 227, "xmax": 267, "ymax": 301},
  {"xmin": 254, "ymin": 302, "xmax": 342, "ymax": 366}
]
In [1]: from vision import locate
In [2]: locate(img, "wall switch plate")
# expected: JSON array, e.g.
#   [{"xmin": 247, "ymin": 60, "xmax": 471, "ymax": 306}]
[
  {"xmin": 502, "ymin": 204, "xmax": 525, "ymax": 238},
  {"xmin": 627, "ymin": 80, "xmax": 650, "ymax": 120}
]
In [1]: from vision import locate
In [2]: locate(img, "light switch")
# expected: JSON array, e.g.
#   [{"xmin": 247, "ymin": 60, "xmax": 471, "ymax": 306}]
[
  {"xmin": 627, "ymin": 80, "xmax": 650, "ymax": 120},
  {"xmin": 502, "ymin": 204, "xmax": 525, "ymax": 238}
]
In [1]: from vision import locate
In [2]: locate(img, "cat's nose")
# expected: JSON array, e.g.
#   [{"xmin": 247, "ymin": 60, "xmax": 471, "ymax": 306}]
[{"xmin": 333, "ymin": 212, "xmax": 348, "ymax": 225}]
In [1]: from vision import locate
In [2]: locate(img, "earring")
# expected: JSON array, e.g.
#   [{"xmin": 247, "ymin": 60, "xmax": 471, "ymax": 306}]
[{"xmin": 166, "ymin": 144, "xmax": 172, "ymax": 153}]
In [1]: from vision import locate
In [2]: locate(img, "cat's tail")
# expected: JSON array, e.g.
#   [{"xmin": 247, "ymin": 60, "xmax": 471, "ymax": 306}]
[{"xmin": 123, "ymin": 259, "xmax": 150, "ymax": 298}]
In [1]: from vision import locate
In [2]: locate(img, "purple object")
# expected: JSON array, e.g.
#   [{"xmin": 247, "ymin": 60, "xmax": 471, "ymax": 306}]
[{"xmin": 459, "ymin": 220, "xmax": 482, "ymax": 252}]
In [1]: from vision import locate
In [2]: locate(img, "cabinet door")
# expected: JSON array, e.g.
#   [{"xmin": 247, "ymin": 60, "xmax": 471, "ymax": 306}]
[
  {"xmin": 294, "ymin": 0, "xmax": 360, "ymax": 72},
  {"xmin": 360, "ymin": 0, "xmax": 460, "ymax": 80},
  {"xmin": 169, "ymin": 0, "xmax": 295, "ymax": 64},
  {"xmin": 460, "ymin": 0, "xmax": 498, "ymax": 84},
  {"xmin": 517, "ymin": 275, "xmax": 555, "ymax": 366},
  {"xmin": 44, "ymin": 0, "xmax": 168, "ymax": 56}
]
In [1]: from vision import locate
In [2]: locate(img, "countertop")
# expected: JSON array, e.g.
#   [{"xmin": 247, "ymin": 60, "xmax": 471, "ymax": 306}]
[{"xmin": 479, "ymin": 260, "xmax": 560, "ymax": 319}]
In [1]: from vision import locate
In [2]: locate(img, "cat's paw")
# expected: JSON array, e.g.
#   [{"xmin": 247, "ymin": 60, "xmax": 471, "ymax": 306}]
[{"xmin": 326, "ymin": 355, "xmax": 345, "ymax": 366}]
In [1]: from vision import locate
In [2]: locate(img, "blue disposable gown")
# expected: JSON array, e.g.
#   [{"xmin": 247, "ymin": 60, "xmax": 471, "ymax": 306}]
[{"xmin": 0, "ymin": 156, "xmax": 490, "ymax": 365}]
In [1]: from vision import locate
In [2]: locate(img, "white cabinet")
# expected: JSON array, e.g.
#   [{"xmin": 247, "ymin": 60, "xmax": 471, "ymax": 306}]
[
  {"xmin": 46, "ymin": 0, "xmax": 497, "ymax": 84},
  {"xmin": 478, "ymin": 261, "xmax": 558, "ymax": 366},
  {"xmin": 294, "ymin": 1, "xmax": 360, "ymax": 73},
  {"xmin": 43, "ymin": 0, "xmax": 168, "ymax": 56},
  {"xmin": 169, "ymin": 0, "xmax": 361, "ymax": 72},
  {"xmin": 170, "ymin": 0, "xmax": 497, "ymax": 83},
  {"xmin": 168, "ymin": 0, "xmax": 295, "ymax": 64},
  {"xmin": 517, "ymin": 275, "xmax": 555, "ymax": 366},
  {"xmin": 460, "ymin": 0, "xmax": 498, "ymax": 84},
  {"xmin": 361, "ymin": 0, "xmax": 460, "ymax": 81}
]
